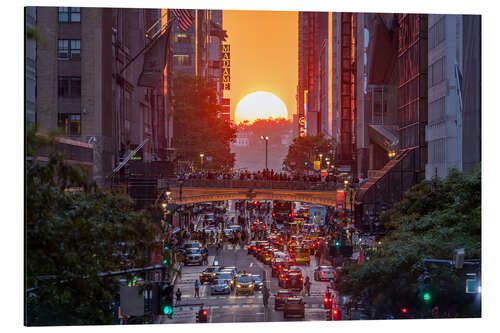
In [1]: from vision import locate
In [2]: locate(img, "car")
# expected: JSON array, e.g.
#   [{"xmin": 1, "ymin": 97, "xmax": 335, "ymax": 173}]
[
  {"xmin": 200, "ymin": 266, "xmax": 220, "ymax": 284},
  {"xmin": 271, "ymin": 258, "xmax": 286, "ymax": 277},
  {"xmin": 253, "ymin": 241, "xmax": 269, "ymax": 257},
  {"xmin": 210, "ymin": 279, "xmax": 231, "ymax": 295},
  {"xmin": 247, "ymin": 241, "xmax": 257, "ymax": 254},
  {"xmin": 283, "ymin": 297, "xmax": 305, "ymax": 319},
  {"xmin": 250, "ymin": 274, "xmax": 263, "ymax": 291},
  {"xmin": 314, "ymin": 266, "xmax": 336, "ymax": 281},
  {"xmin": 229, "ymin": 225, "xmax": 242, "ymax": 233},
  {"xmin": 215, "ymin": 272, "xmax": 236, "ymax": 290},
  {"xmin": 274, "ymin": 290, "xmax": 299, "ymax": 310},
  {"xmin": 184, "ymin": 248, "xmax": 203, "ymax": 266},
  {"xmin": 235, "ymin": 274, "xmax": 255, "ymax": 295},
  {"xmin": 281, "ymin": 271, "xmax": 303, "ymax": 291},
  {"xmin": 257, "ymin": 245, "xmax": 272, "ymax": 261}
]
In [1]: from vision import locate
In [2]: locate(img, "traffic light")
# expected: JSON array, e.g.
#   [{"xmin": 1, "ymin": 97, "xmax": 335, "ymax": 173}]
[
  {"xmin": 160, "ymin": 284, "xmax": 174, "ymax": 318},
  {"xmin": 196, "ymin": 308, "xmax": 208, "ymax": 323},
  {"xmin": 335, "ymin": 240, "xmax": 341, "ymax": 247},
  {"xmin": 332, "ymin": 307, "xmax": 340, "ymax": 320},
  {"xmin": 323, "ymin": 295, "xmax": 333, "ymax": 309},
  {"xmin": 127, "ymin": 275, "xmax": 138, "ymax": 287},
  {"xmin": 401, "ymin": 307, "xmax": 408, "ymax": 315},
  {"xmin": 162, "ymin": 241, "xmax": 170, "ymax": 265},
  {"xmin": 418, "ymin": 271, "xmax": 432, "ymax": 303},
  {"xmin": 304, "ymin": 161, "xmax": 308, "ymax": 166}
]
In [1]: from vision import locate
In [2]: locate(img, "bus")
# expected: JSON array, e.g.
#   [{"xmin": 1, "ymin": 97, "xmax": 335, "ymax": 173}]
[{"xmin": 273, "ymin": 200, "xmax": 293, "ymax": 223}]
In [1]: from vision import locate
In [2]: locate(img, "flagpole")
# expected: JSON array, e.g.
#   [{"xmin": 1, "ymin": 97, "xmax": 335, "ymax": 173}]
[{"xmin": 120, "ymin": 17, "xmax": 175, "ymax": 75}]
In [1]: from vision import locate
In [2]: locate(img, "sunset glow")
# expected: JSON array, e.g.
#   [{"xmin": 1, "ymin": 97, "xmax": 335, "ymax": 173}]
[{"xmin": 234, "ymin": 91, "xmax": 288, "ymax": 123}]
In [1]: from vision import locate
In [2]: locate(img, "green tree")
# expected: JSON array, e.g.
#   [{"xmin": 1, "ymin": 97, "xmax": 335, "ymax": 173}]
[
  {"xmin": 283, "ymin": 134, "xmax": 333, "ymax": 173},
  {"xmin": 26, "ymin": 128, "xmax": 162, "ymax": 326},
  {"xmin": 172, "ymin": 72, "xmax": 237, "ymax": 171},
  {"xmin": 337, "ymin": 166, "xmax": 481, "ymax": 319}
]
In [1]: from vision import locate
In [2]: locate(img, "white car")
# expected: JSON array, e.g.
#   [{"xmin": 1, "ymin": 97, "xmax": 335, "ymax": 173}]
[
  {"xmin": 314, "ymin": 265, "xmax": 336, "ymax": 281},
  {"xmin": 210, "ymin": 279, "xmax": 231, "ymax": 295},
  {"xmin": 184, "ymin": 248, "xmax": 203, "ymax": 266}
]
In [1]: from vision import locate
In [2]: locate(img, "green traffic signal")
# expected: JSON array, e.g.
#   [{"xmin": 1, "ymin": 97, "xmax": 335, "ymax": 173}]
[
  {"xmin": 422, "ymin": 292, "xmax": 431, "ymax": 302},
  {"xmin": 162, "ymin": 258, "xmax": 168, "ymax": 265},
  {"xmin": 335, "ymin": 240, "xmax": 341, "ymax": 247},
  {"xmin": 304, "ymin": 161, "xmax": 308, "ymax": 166},
  {"xmin": 162, "ymin": 305, "xmax": 173, "ymax": 315}
]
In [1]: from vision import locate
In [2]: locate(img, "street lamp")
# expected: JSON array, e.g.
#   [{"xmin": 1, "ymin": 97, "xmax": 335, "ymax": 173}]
[
  {"xmin": 388, "ymin": 150, "xmax": 396, "ymax": 159},
  {"xmin": 260, "ymin": 136, "xmax": 269, "ymax": 170},
  {"xmin": 200, "ymin": 153, "xmax": 204, "ymax": 171}
]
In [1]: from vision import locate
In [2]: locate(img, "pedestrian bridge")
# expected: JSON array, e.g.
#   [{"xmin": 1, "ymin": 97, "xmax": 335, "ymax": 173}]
[{"xmin": 160, "ymin": 179, "xmax": 348, "ymax": 207}]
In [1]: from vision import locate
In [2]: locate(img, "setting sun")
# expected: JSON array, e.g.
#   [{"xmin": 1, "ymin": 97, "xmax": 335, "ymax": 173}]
[{"xmin": 234, "ymin": 91, "xmax": 288, "ymax": 124}]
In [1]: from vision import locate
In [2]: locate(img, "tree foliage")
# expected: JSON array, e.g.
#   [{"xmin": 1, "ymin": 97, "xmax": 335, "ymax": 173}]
[
  {"xmin": 26, "ymin": 128, "xmax": 161, "ymax": 326},
  {"xmin": 172, "ymin": 72, "xmax": 237, "ymax": 171},
  {"xmin": 337, "ymin": 166, "xmax": 481, "ymax": 318},
  {"xmin": 283, "ymin": 134, "xmax": 333, "ymax": 172}
]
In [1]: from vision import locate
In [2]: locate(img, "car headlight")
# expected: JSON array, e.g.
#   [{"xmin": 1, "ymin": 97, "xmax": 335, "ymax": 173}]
[{"xmin": 236, "ymin": 284, "xmax": 241, "ymax": 288}]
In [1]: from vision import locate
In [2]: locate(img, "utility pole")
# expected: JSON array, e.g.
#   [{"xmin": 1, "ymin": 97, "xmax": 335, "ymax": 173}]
[{"xmin": 261, "ymin": 136, "xmax": 269, "ymax": 169}]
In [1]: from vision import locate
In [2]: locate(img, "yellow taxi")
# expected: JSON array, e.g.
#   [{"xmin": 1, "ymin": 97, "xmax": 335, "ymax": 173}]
[
  {"xmin": 293, "ymin": 246, "xmax": 311, "ymax": 266},
  {"xmin": 235, "ymin": 274, "xmax": 255, "ymax": 296}
]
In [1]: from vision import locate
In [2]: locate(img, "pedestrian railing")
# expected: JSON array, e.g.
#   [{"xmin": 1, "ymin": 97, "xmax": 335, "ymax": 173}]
[{"xmin": 176, "ymin": 179, "xmax": 341, "ymax": 192}]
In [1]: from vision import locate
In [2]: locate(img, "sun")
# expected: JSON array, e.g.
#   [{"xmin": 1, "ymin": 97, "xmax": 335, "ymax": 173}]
[{"xmin": 235, "ymin": 91, "xmax": 288, "ymax": 123}]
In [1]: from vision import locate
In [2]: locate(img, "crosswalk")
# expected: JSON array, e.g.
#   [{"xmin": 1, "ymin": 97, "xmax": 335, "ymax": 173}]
[{"xmin": 171, "ymin": 302, "xmax": 325, "ymax": 315}]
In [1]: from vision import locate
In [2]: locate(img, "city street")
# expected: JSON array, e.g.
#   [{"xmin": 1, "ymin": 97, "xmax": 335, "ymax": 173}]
[{"xmin": 158, "ymin": 210, "xmax": 340, "ymax": 324}]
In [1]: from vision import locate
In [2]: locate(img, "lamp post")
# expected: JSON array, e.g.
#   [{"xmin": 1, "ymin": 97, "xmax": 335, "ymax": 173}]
[
  {"xmin": 260, "ymin": 136, "xmax": 269, "ymax": 170},
  {"xmin": 200, "ymin": 153, "xmax": 204, "ymax": 171}
]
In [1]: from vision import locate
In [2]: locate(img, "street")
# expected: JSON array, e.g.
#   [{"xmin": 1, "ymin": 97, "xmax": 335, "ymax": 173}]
[{"xmin": 158, "ymin": 210, "xmax": 339, "ymax": 324}]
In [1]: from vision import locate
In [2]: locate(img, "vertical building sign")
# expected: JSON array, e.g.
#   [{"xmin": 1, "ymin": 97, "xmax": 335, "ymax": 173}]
[
  {"xmin": 222, "ymin": 44, "xmax": 230, "ymax": 90},
  {"xmin": 299, "ymin": 90, "xmax": 308, "ymax": 137}
]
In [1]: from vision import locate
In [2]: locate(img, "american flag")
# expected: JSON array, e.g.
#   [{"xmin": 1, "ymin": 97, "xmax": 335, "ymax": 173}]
[{"xmin": 171, "ymin": 9, "xmax": 193, "ymax": 32}]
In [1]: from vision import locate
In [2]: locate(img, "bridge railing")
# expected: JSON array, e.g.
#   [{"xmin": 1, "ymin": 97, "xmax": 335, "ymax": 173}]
[{"xmin": 176, "ymin": 179, "xmax": 342, "ymax": 191}]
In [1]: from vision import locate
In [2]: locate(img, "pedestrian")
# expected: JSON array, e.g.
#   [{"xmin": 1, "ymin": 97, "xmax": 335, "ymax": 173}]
[
  {"xmin": 176, "ymin": 288, "xmax": 182, "ymax": 304},
  {"xmin": 304, "ymin": 276, "xmax": 311, "ymax": 296},
  {"xmin": 194, "ymin": 279, "xmax": 200, "ymax": 298}
]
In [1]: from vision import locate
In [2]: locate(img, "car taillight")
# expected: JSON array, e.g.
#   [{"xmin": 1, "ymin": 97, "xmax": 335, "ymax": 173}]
[
  {"xmin": 324, "ymin": 297, "xmax": 328, "ymax": 302},
  {"xmin": 276, "ymin": 297, "xmax": 281, "ymax": 300},
  {"xmin": 263, "ymin": 225, "xmax": 266, "ymax": 229}
]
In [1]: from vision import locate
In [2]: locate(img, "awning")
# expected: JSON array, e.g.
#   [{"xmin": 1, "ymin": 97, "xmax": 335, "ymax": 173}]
[
  {"xmin": 368, "ymin": 124, "xmax": 399, "ymax": 151},
  {"xmin": 356, "ymin": 147, "xmax": 416, "ymax": 203}
]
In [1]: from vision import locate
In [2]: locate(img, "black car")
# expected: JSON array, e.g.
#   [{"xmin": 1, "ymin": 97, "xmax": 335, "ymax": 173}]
[
  {"xmin": 274, "ymin": 290, "xmax": 299, "ymax": 311},
  {"xmin": 283, "ymin": 272, "xmax": 303, "ymax": 291},
  {"xmin": 247, "ymin": 241, "xmax": 257, "ymax": 254}
]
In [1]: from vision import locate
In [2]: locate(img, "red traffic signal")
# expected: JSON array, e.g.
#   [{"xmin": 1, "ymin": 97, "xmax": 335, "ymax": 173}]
[
  {"xmin": 333, "ymin": 307, "xmax": 340, "ymax": 320},
  {"xmin": 401, "ymin": 307, "xmax": 408, "ymax": 314}
]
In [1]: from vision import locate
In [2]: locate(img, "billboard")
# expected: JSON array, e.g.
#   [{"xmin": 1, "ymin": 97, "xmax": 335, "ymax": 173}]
[{"xmin": 222, "ymin": 44, "xmax": 230, "ymax": 90}]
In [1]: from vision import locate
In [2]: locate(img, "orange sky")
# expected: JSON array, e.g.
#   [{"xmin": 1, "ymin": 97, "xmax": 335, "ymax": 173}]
[{"xmin": 223, "ymin": 10, "xmax": 298, "ymax": 123}]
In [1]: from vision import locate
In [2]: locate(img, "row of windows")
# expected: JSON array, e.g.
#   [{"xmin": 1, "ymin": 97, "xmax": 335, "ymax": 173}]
[
  {"xmin": 58, "ymin": 39, "xmax": 80, "ymax": 60},
  {"xmin": 429, "ymin": 97, "xmax": 446, "ymax": 123},
  {"xmin": 429, "ymin": 138, "xmax": 445, "ymax": 163},
  {"xmin": 430, "ymin": 57, "xmax": 446, "ymax": 86},
  {"xmin": 174, "ymin": 33, "xmax": 192, "ymax": 44},
  {"xmin": 58, "ymin": 113, "xmax": 81, "ymax": 136},
  {"xmin": 58, "ymin": 7, "xmax": 80, "ymax": 23},
  {"xmin": 429, "ymin": 16, "xmax": 446, "ymax": 50},
  {"xmin": 58, "ymin": 77, "xmax": 81, "ymax": 97},
  {"xmin": 173, "ymin": 54, "xmax": 192, "ymax": 66}
]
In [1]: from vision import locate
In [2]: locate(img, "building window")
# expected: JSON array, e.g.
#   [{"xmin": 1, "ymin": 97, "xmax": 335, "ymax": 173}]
[
  {"xmin": 173, "ymin": 54, "xmax": 191, "ymax": 66},
  {"xmin": 429, "ymin": 16, "xmax": 445, "ymax": 50},
  {"xmin": 58, "ymin": 39, "xmax": 81, "ymax": 60},
  {"xmin": 174, "ymin": 33, "xmax": 192, "ymax": 43},
  {"xmin": 430, "ymin": 57, "xmax": 446, "ymax": 86},
  {"xmin": 58, "ymin": 7, "xmax": 69, "ymax": 22},
  {"xmin": 58, "ymin": 40, "xmax": 69, "ymax": 59},
  {"xmin": 70, "ymin": 40, "xmax": 81, "ymax": 59},
  {"xmin": 58, "ymin": 77, "xmax": 81, "ymax": 97},
  {"xmin": 429, "ymin": 138, "xmax": 445, "ymax": 163},
  {"xmin": 58, "ymin": 114, "xmax": 81, "ymax": 136},
  {"xmin": 70, "ymin": 7, "xmax": 81, "ymax": 22},
  {"xmin": 429, "ymin": 97, "xmax": 446, "ymax": 123},
  {"xmin": 58, "ymin": 7, "xmax": 80, "ymax": 23}
]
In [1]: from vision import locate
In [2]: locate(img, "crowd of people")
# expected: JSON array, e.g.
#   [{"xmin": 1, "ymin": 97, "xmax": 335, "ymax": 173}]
[{"xmin": 178, "ymin": 168, "xmax": 342, "ymax": 183}]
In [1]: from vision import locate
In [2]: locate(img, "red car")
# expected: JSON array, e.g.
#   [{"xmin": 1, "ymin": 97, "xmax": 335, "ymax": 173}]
[
  {"xmin": 247, "ymin": 241, "xmax": 257, "ymax": 254},
  {"xmin": 274, "ymin": 290, "xmax": 300, "ymax": 311}
]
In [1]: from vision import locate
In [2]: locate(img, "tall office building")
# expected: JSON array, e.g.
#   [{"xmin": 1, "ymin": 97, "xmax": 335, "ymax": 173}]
[
  {"xmin": 331, "ymin": 12, "xmax": 357, "ymax": 174},
  {"xmin": 297, "ymin": 12, "xmax": 328, "ymax": 137},
  {"xmin": 25, "ymin": 7, "xmax": 37, "ymax": 124},
  {"xmin": 425, "ymin": 14, "xmax": 481, "ymax": 179},
  {"xmin": 35, "ymin": 7, "xmax": 173, "ymax": 186}
]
